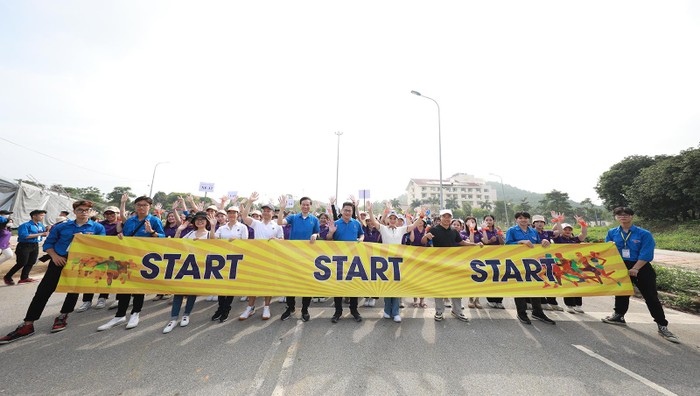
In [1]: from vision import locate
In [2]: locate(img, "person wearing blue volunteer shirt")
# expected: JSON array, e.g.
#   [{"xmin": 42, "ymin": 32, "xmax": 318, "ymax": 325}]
[
  {"xmin": 601, "ymin": 207, "xmax": 679, "ymax": 343},
  {"xmin": 277, "ymin": 195, "xmax": 320, "ymax": 322},
  {"xmin": 3, "ymin": 209, "xmax": 48, "ymax": 285},
  {"xmin": 504, "ymin": 211, "xmax": 556, "ymax": 326},
  {"xmin": 0, "ymin": 200, "xmax": 106, "ymax": 344},
  {"xmin": 326, "ymin": 201, "xmax": 364, "ymax": 323},
  {"xmin": 98, "ymin": 195, "xmax": 164, "ymax": 332}
]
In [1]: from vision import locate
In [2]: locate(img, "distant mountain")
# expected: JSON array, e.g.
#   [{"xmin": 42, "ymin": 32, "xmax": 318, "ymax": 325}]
[{"xmin": 486, "ymin": 182, "xmax": 579, "ymax": 207}]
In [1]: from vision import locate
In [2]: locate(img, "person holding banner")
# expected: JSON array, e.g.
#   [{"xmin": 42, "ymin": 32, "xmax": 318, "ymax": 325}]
[
  {"xmin": 1, "ymin": 200, "xmax": 106, "ymax": 344},
  {"xmin": 277, "ymin": 195, "xmax": 320, "ymax": 322},
  {"xmin": 422, "ymin": 209, "xmax": 482, "ymax": 323},
  {"xmin": 98, "ymin": 195, "xmax": 164, "ymax": 332},
  {"xmin": 553, "ymin": 218, "xmax": 588, "ymax": 313},
  {"xmin": 504, "ymin": 212, "xmax": 556, "ymax": 325},
  {"xmin": 481, "ymin": 215, "xmax": 506, "ymax": 309},
  {"xmin": 240, "ymin": 192, "xmax": 284, "ymax": 321},
  {"xmin": 601, "ymin": 207, "xmax": 679, "ymax": 343},
  {"xmin": 326, "ymin": 201, "xmax": 364, "ymax": 323}
]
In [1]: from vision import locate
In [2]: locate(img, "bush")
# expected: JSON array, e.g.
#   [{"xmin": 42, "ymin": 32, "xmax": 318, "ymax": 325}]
[{"xmin": 654, "ymin": 265, "xmax": 700, "ymax": 313}]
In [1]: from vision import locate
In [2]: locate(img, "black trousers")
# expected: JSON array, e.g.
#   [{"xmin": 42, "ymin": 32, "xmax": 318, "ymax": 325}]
[
  {"xmin": 540, "ymin": 297, "xmax": 560, "ymax": 305},
  {"xmin": 217, "ymin": 296, "xmax": 234, "ymax": 312},
  {"xmin": 614, "ymin": 261, "xmax": 667, "ymax": 326},
  {"xmin": 286, "ymin": 296, "xmax": 312, "ymax": 312},
  {"xmin": 6, "ymin": 242, "xmax": 39, "ymax": 280},
  {"xmin": 564, "ymin": 297, "xmax": 583, "ymax": 306},
  {"xmin": 82, "ymin": 293, "xmax": 109, "ymax": 302},
  {"xmin": 515, "ymin": 297, "xmax": 544, "ymax": 317},
  {"xmin": 333, "ymin": 297, "xmax": 358, "ymax": 314},
  {"xmin": 23, "ymin": 257, "xmax": 79, "ymax": 322},
  {"xmin": 486, "ymin": 297, "xmax": 503, "ymax": 303},
  {"xmin": 115, "ymin": 294, "xmax": 144, "ymax": 317}
]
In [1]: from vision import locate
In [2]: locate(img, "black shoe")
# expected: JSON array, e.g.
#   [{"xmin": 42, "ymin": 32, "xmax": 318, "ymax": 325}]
[
  {"xmin": 532, "ymin": 312, "xmax": 556, "ymax": 325},
  {"xmin": 601, "ymin": 312, "xmax": 627, "ymax": 326},
  {"xmin": 350, "ymin": 310, "xmax": 362, "ymax": 322},
  {"xmin": 281, "ymin": 308, "xmax": 295, "ymax": 321},
  {"xmin": 211, "ymin": 310, "xmax": 223, "ymax": 321},
  {"xmin": 331, "ymin": 313, "xmax": 341, "ymax": 323},
  {"xmin": 301, "ymin": 310, "xmax": 310, "ymax": 322},
  {"xmin": 517, "ymin": 314, "xmax": 531, "ymax": 325},
  {"xmin": 219, "ymin": 311, "xmax": 230, "ymax": 323}
]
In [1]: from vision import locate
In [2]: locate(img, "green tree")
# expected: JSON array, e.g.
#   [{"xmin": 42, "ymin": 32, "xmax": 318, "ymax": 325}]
[
  {"xmin": 478, "ymin": 198, "xmax": 492, "ymax": 211},
  {"xmin": 445, "ymin": 196, "xmax": 459, "ymax": 210},
  {"xmin": 627, "ymin": 157, "xmax": 689, "ymax": 220},
  {"xmin": 538, "ymin": 189, "xmax": 573, "ymax": 215},
  {"xmin": 410, "ymin": 199, "xmax": 423, "ymax": 209},
  {"xmin": 595, "ymin": 155, "xmax": 657, "ymax": 210},
  {"xmin": 390, "ymin": 198, "xmax": 401, "ymax": 208},
  {"xmin": 106, "ymin": 186, "xmax": 137, "ymax": 211},
  {"xmin": 471, "ymin": 207, "xmax": 489, "ymax": 220},
  {"xmin": 514, "ymin": 198, "xmax": 531, "ymax": 213},
  {"xmin": 491, "ymin": 200, "xmax": 513, "ymax": 225},
  {"xmin": 460, "ymin": 201, "xmax": 472, "ymax": 215}
]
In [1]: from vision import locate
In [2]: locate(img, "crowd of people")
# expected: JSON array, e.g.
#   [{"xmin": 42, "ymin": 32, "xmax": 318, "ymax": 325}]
[{"xmin": 0, "ymin": 194, "xmax": 680, "ymax": 344}]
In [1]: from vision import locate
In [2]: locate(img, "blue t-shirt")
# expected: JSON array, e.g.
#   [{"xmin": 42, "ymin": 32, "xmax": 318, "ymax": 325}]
[
  {"xmin": 332, "ymin": 218, "xmax": 364, "ymax": 241},
  {"xmin": 605, "ymin": 225, "xmax": 655, "ymax": 262},
  {"xmin": 17, "ymin": 221, "xmax": 47, "ymax": 243},
  {"xmin": 122, "ymin": 214, "xmax": 165, "ymax": 237},
  {"xmin": 505, "ymin": 225, "xmax": 541, "ymax": 245},
  {"xmin": 285, "ymin": 213, "xmax": 321, "ymax": 241},
  {"xmin": 43, "ymin": 220, "xmax": 106, "ymax": 256}
]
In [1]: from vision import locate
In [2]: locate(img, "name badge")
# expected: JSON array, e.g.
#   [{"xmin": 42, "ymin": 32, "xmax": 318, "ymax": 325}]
[{"xmin": 621, "ymin": 249, "xmax": 631, "ymax": 259}]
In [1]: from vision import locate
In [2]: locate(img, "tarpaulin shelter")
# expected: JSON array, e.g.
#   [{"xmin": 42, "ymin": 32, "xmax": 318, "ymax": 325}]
[{"xmin": 0, "ymin": 177, "xmax": 74, "ymax": 226}]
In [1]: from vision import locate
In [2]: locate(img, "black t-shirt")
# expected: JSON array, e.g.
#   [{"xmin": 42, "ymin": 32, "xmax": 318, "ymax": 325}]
[{"xmin": 430, "ymin": 224, "xmax": 463, "ymax": 247}]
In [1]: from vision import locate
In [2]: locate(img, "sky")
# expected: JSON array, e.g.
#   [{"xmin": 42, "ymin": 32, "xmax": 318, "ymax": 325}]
[{"xmin": 1, "ymin": 0, "xmax": 699, "ymax": 207}]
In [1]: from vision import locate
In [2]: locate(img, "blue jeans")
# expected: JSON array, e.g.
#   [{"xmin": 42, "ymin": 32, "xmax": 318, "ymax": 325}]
[
  {"xmin": 171, "ymin": 295, "xmax": 196, "ymax": 319},
  {"xmin": 384, "ymin": 297, "xmax": 400, "ymax": 317}
]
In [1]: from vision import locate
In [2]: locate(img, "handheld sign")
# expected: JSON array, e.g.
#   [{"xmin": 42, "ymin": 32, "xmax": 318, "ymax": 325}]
[
  {"xmin": 286, "ymin": 198, "xmax": 295, "ymax": 209},
  {"xmin": 359, "ymin": 189, "xmax": 370, "ymax": 199},
  {"xmin": 227, "ymin": 191, "xmax": 238, "ymax": 200},
  {"xmin": 199, "ymin": 182, "xmax": 215, "ymax": 193}
]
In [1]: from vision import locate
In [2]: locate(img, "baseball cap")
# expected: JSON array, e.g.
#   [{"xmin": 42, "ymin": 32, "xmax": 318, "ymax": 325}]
[
  {"xmin": 532, "ymin": 215, "xmax": 546, "ymax": 223},
  {"xmin": 439, "ymin": 209, "xmax": 453, "ymax": 217},
  {"xmin": 103, "ymin": 206, "xmax": 120, "ymax": 214},
  {"xmin": 217, "ymin": 209, "xmax": 227, "ymax": 215},
  {"xmin": 205, "ymin": 205, "xmax": 218, "ymax": 211},
  {"xmin": 226, "ymin": 206, "xmax": 240, "ymax": 212},
  {"xmin": 251, "ymin": 210, "xmax": 262, "ymax": 216},
  {"xmin": 561, "ymin": 223, "xmax": 573, "ymax": 229},
  {"xmin": 387, "ymin": 210, "xmax": 398, "ymax": 218},
  {"xmin": 261, "ymin": 203, "xmax": 275, "ymax": 210},
  {"xmin": 55, "ymin": 216, "xmax": 68, "ymax": 224},
  {"xmin": 0, "ymin": 210, "xmax": 12, "ymax": 215}
]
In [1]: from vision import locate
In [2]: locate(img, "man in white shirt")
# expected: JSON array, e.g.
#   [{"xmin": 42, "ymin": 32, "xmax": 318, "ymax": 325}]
[{"xmin": 211, "ymin": 206, "xmax": 249, "ymax": 322}]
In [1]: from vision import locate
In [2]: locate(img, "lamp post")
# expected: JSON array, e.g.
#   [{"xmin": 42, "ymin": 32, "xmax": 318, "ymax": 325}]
[
  {"xmin": 411, "ymin": 90, "xmax": 444, "ymax": 209},
  {"xmin": 149, "ymin": 162, "xmax": 168, "ymax": 198},
  {"xmin": 334, "ymin": 131, "xmax": 343, "ymax": 200},
  {"xmin": 489, "ymin": 173, "xmax": 508, "ymax": 226}
]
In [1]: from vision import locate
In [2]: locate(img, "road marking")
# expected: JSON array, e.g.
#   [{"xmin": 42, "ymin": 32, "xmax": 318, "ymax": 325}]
[
  {"xmin": 248, "ymin": 324, "xmax": 299, "ymax": 395},
  {"xmin": 272, "ymin": 321, "xmax": 304, "ymax": 396},
  {"xmin": 572, "ymin": 344, "xmax": 678, "ymax": 396}
]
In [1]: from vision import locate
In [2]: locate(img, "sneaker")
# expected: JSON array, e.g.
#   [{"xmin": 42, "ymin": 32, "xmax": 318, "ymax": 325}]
[
  {"xmin": 350, "ymin": 311, "xmax": 362, "ymax": 322},
  {"xmin": 240, "ymin": 296, "xmax": 248, "ymax": 302},
  {"xmin": 551, "ymin": 304, "xmax": 564, "ymax": 312},
  {"xmin": 161, "ymin": 294, "xmax": 171, "ymax": 300},
  {"xmin": 383, "ymin": 312, "xmax": 391, "ymax": 319},
  {"xmin": 219, "ymin": 310, "xmax": 230, "ymax": 323},
  {"xmin": 368, "ymin": 299, "xmax": 376, "ymax": 307},
  {"xmin": 532, "ymin": 312, "xmax": 556, "ymax": 325},
  {"xmin": 343, "ymin": 298, "xmax": 350, "ymax": 304},
  {"xmin": 567, "ymin": 306, "xmax": 577, "ymax": 313},
  {"xmin": 51, "ymin": 314, "xmax": 68, "ymax": 333},
  {"xmin": 602, "ymin": 313, "xmax": 627, "ymax": 326},
  {"xmin": 95, "ymin": 298, "xmax": 106, "ymax": 309},
  {"xmin": 126, "ymin": 312, "xmax": 140, "ymax": 329},
  {"xmin": 301, "ymin": 310, "xmax": 310, "ymax": 322},
  {"xmin": 495, "ymin": 303, "xmax": 505, "ymax": 309},
  {"xmin": 393, "ymin": 315, "xmax": 402, "ymax": 323},
  {"xmin": 574, "ymin": 306, "xmax": 585, "ymax": 314},
  {"xmin": 278, "ymin": 297, "xmax": 287, "ymax": 303},
  {"xmin": 434, "ymin": 312, "xmax": 444, "ymax": 322},
  {"xmin": 3, "ymin": 276, "xmax": 14, "ymax": 286},
  {"xmin": 451, "ymin": 310, "xmax": 469, "ymax": 322},
  {"xmin": 206, "ymin": 295, "xmax": 216, "ymax": 302},
  {"xmin": 467, "ymin": 298, "xmax": 475, "ymax": 309},
  {"xmin": 0, "ymin": 323, "xmax": 35, "ymax": 344},
  {"xmin": 657, "ymin": 325, "xmax": 680, "ymax": 344},
  {"xmin": 487, "ymin": 302, "xmax": 497, "ymax": 308},
  {"xmin": 399, "ymin": 302, "xmax": 405, "ymax": 309},
  {"xmin": 517, "ymin": 314, "xmax": 532, "ymax": 325},
  {"xmin": 262, "ymin": 306, "xmax": 271, "ymax": 320},
  {"xmin": 108, "ymin": 300, "xmax": 120, "ymax": 310},
  {"xmin": 474, "ymin": 299, "xmax": 483, "ymax": 309},
  {"xmin": 76, "ymin": 301, "xmax": 92, "ymax": 313},
  {"xmin": 363, "ymin": 299, "xmax": 371, "ymax": 307},
  {"xmin": 444, "ymin": 299, "xmax": 452, "ymax": 308},
  {"xmin": 281, "ymin": 308, "xmax": 295, "ymax": 321},
  {"xmin": 163, "ymin": 320, "xmax": 177, "ymax": 334},
  {"xmin": 97, "ymin": 316, "xmax": 126, "ymax": 331},
  {"xmin": 318, "ymin": 297, "xmax": 327, "ymax": 303},
  {"xmin": 211, "ymin": 309, "xmax": 223, "ymax": 321},
  {"xmin": 18, "ymin": 278, "xmax": 38, "ymax": 284},
  {"xmin": 239, "ymin": 306, "xmax": 255, "ymax": 321},
  {"xmin": 180, "ymin": 315, "xmax": 190, "ymax": 327},
  {"xmin": 541, "ymin": 304, "xmax": 552, "ymax": 311},
  {"xmin": 331, "ymin": 313, "xmax": 341, "ymax": 323},
  {"xmin": 152, "ymin": 294, "xmax": 164, "ymax": 301}
]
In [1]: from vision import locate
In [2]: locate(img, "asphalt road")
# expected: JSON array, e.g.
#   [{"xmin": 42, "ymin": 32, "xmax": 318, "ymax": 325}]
[{"xmin": 1, "ymin": 280, "xmax": 699, "ymax": 396}]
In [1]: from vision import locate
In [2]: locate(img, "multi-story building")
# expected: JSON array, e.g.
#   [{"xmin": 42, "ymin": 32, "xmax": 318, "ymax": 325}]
[{"xmin": 405, "ymin": 173, "xmax": 497, "ymax": 208}]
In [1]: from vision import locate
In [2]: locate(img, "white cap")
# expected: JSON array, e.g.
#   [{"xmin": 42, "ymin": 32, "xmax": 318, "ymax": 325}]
[
  {"xmin": 439, "ymin": 209, "xmax": 453, "ymax": 217},
  {"xmin": 561, "ymin": 223, "xmax": 573, "ymax": 229},
  {"xmin": 226, "ymin": 206, "xmax": 240, "ymax": 212}
]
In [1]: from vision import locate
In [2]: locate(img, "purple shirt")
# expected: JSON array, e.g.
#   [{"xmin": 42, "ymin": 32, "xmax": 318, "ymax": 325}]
[
  {"xmin": 481, "ymin": 229, "xmax": 501, "ymax": 245},
  {"xmin": 0, "ymin": 229, "xmax": 11, "ymax": 249},
  {"xmin": 247, "ymin": 225, "xmax": 255, "ymax": 239},
  {"xmin": 283, "ymin": 224, "xmax": 291, "ymax": 240},
  {"xmin": 553, "ymin": 235, "xmax": 581, "ymax": 244},
  {"xmin": 469, "ymin": 230, "xmax": 482, "ymax": 244},
  {"xmin": 410, "ymin": 228, "xmax": 427, "ymax": 246},
  {"xmin": 459, "ymin": 231, "xmax": 469, "ymax": 241},
  {"xmin": 319, "ymin": 224, "xmax": 329, "ymax": 240},
  {"xmin": 99, "ymin": 220, "xmax": 119, "ymax": 236},
  {"xmin": 537, "ymin": 229, "xmax": 555, "ymax": 241},
  {"xmin": 163, "ymin": 224, "xmax": 179, "ymax": 238},
  {"xmin": 363, "ymin": 225, "xmax": 382, "ymax": 243}
]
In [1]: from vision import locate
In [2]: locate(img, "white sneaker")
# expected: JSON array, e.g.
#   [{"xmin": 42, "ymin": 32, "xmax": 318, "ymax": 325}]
[
  {"xmin": 487, "ymin": 302, "xmax": 498, "ymax": 308},
  {"xmin": 277, "ymin": 297, "xmax": 286, "ymax": 303},
  {"xmin": 393, "ymin": 315, "xmax": 402, "ymax": 323},
  {"xmin": 76, "ymin": 301, "xmax": 92, "ymax": 313},
  {"xmin": 206, "ymin": 296, "xmax": 216, "ymax": 302},
  {"xmin": 108, "ymin": 300, "xmax": 120, "ymax": 310},
  {"xmin": 383, "ymin": 312, "xmax": 391, "ymax": 319},
  {"xmin": 496, "ymin": 303, "xmax": 505, "ymax": 309},
  {"xmin": 95, "ymin": 298, "xmax": 106, "ymax": 309},
  {"xmin": 126, "ymin": 312, "xmax": 140, "ymax": 329},
  {"xmin": 163, "ymin": 320, "xmax": 177, "ymax": 334},
  {"xmin": 240, "ymin": 296, "xmax": 248, "ymax": 302},
  {"xmin": 551, "ymin": 304, "xmax": 564, "ymax": 312},
  {"xmin": 574, "ymin": 306, "xmax": 585, "ymax": 313},
  {"xmin": 97, "ymin": 316, "xmax": 126, "ymax": 331},
  {"xmin": 363, "ymin": 299, "xmax": 371, "ymax": 307},
  {"xmin": 541, "ymin": 303, "xmax": 552, "ymax": 311},
  {"xmin": 180, "ymin": 315, "xmax": 190, "ymax": 327},
  {"xmin": 368, "ymin": 299, "xmax": 376, "ymax": 307},
  {"xmin": 567, "ymin": 306, "xmax": 577, "ymax": 313},
  {"xmin": 239, "ymin": 306, "xmax": 255, "ymax": 320},
  {"xmin": 318, "ymin": 297, "xmax": 327, "ymax": 303},
  {"xmin": 262, "ymin": 306, "xmax": 271, "ymax": 320}
]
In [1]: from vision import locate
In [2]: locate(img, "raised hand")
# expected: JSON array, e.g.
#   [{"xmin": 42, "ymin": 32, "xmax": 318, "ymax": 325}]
[
  {"xmin": 178, "ymin": 220, "xmax": 190, "ymax": 231},
  {"xmin": 574, "ymin": 215, "xmax": 588, "ymax": 227},
  {"xmin": 278, "ymin": 195, "xmax": 288, "ymax": 209},
  {"xmin": 328, "ymin": 220, "xmax": 337, "ymax": 233},
  {"xmin": 120, "ymin": 193, "xmax": 129, "ymax": 205},
  {"xmin": 144, "ymin": 219, "xmax": 154, "ymax": 234},
  {"xmin": 249, "ymin": 192, "xmax": 259, "ymax": 203},
  {"xmin": 207, "ymin": 213, "xmax": 217, "ymax": 226},
  {"xmin": 551, "ymin": 211, "xmax": 565, "ymax": 223},
  {"xmin": 366, "ymin": 201, "xmax": 373, "ymax": 212},
  {"xmin": 328, "ymin": 196, "xmax": 336, "ymax": 205}
]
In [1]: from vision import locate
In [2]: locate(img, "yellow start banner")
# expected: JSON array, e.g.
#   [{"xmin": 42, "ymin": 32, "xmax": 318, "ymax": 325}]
[{"xmin": 56, "ymin": 235, "xmax": 633, "ymax": 298}]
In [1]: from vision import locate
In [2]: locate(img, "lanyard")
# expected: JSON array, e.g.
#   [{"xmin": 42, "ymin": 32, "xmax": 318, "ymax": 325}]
[{"xmin": 619, "ymin": 227, "xmax": 632, "ymax": 248}]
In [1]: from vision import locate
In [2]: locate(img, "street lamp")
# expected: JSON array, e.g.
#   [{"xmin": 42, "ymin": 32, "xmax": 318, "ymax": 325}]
[
  {"xmin": 335, "ymin": 131, "xmax": 343, "ymax": 200},
  {"xmin": 489, "ymin": 173, "xmax": 508, "ymax": 226},
  {"xmin": 411, "ymin": 90, "xmax": 444, "ymax": 209},
  {"xmin": 149, "ymin": 162, "xmax": 168, "ymax": 197}
]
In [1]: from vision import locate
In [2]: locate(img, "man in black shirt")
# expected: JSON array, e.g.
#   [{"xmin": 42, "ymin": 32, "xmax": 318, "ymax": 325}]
[{"xmin": 422, "ymin": 209, "xmax": 483, "ymax": 322}]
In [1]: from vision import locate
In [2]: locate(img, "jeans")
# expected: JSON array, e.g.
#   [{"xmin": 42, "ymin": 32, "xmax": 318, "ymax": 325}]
[
  {"xmin": 116, "ymin": 294, "xmax": 144, "ymax": 317},
  {"xmin": 434, "ymin": 298, "xmax": 461, "ymax": 314},
  {"xmin": 614, "ymin": 261, "xmax": 667, "ymax": 326},
  {"xmin": 23, "ymin": 256, "xmax": 79, "ymax": 322},
  {"xmin": 384, "ymin": 297, "xmax": 400, "ymax": 317},
  {"xmin": 5, "ymin": 242, "xmax": 39, "ymax": 280},
  {"xmin": 171, "ymin": 295, "xmax": 196, "ymax": 319}
]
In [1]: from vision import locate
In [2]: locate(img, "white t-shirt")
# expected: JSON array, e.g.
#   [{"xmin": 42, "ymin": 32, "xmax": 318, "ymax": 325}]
[
  {"xmin": 379, "ymin": 224, "xmax": 408, "ymax": 245},
  {"xmin": 183, "ymin": 230, "xmax": 211, "ymax": 239},
  {"xmin": 215, "ymin": 222, "xmax": 249, "ymax": 240},
  {"xmin": 249, "ymin": 219, "xmax": 284, "ymax": 240}
]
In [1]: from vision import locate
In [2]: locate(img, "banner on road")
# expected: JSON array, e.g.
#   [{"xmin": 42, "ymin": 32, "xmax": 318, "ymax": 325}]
[{"xmin": 56, "ymin": 235, "xmax": 633, "ymax": 297}]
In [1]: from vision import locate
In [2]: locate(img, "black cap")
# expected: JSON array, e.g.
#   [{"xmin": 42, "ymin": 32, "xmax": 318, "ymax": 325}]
[
  {"xmin": 0, "ymin": 210, "xmax": 12, "ymax": 215},
  {"xmin": 29, "ymin": 210, "xmax": 47, "ymax": 217}
]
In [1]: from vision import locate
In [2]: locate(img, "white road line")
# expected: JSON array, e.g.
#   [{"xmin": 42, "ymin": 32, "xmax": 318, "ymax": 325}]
[
  {"xmin": 572, "ymin": 344, "xmax": 678, "ymax": 396},
  {"xmin": 248, "ymin": 324, "xmax": 298, "ymax": 395},
  {"xmin": 271, "ymin": 321, "xmax": 304, "ymax": 396}
]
